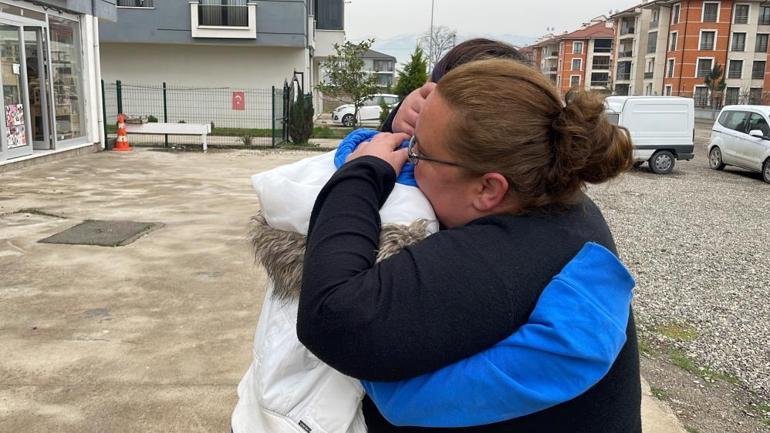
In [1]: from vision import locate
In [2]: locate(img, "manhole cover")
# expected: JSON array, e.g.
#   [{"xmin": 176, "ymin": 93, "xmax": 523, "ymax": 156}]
[{"xmin": 39, "ymin": 220, "xmax": 163, "ymax": 247}]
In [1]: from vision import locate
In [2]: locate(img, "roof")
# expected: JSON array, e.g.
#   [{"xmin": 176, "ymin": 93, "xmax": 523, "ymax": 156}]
[
  {"xmin": 610, "ymin": 2, "xmax": 643, "ymax": 18},
  {"xmin": 560, "ymin": 21, "xmax": 614, "ymax": 40},
  {"xmin": 362, "ymin": 49, "xmax": 396, "ymax": 61}
]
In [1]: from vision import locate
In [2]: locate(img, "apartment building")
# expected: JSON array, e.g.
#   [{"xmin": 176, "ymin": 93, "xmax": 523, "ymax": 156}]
[
  {"xmin": 0, "ymin": 0, "xmax": 115, "ymax": 164},
  {"xmin": 99, "ymin": 0, "xmax": 345, "ymax": 111},
  {"xmin": 613, "ymin": 0, "xmax": 770, "ymax": 106},
  {"xmin": 361, "ymin": 49, "xmax": 397, "ymax": 89},
  {"xmin": 527, "ymin": 19, "xmax": 614, "ymax": 95}
]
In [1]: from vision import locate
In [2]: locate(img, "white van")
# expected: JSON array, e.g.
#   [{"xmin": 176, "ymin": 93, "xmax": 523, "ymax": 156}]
[{"xmin": 605, "ymin": 96, "xmax": 695, "ymax": 174}]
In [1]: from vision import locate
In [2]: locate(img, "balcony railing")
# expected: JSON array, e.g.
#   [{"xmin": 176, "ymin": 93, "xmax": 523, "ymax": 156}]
[
  {"xmin": 761, "ymin": 16, "xmax": 770, "ymax": 26},
  {"xmin": 591, "ymin": 81, "xmax": 609, "ymax": 87},
  {"xmin": 199, "ymin": 4, "xmax": 249, "ymax": 27},
  {"xmin": 592, "ymin": 62, "xmax": 611, "ymax": 70},
  {"xmin": 621, "ymin": 27, "xmax": 635, "ymax": 35},
  {"xmin": 616, "ymin": 72, "xmax": 631, "ymax": 80},
  {"xmin": 618, "ymin": 50, "xmax": 633, "ymax": 58},
  {"xmin": 644, "ymin": 72, "xmax": 654, "ymax": 79},
  {"xmin": 118, "ymin": 0, "xmax": 154, "ymax": 6}
]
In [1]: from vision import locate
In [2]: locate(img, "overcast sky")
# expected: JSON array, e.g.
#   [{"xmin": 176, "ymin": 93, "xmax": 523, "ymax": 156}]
[{"xmin": 345, "ymin": 0, "xmax": 630, "ymax": 41}]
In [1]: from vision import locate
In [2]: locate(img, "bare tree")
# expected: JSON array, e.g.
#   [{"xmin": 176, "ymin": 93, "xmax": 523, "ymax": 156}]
[{"xmin": 417, "ymin": 25, "xmax": 457, "ymax": 70}]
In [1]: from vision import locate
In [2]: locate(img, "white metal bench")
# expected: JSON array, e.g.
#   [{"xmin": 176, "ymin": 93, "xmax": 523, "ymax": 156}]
[{"xmin": 124, "ymin": 123, "xmax": 212, "ymax": 152}]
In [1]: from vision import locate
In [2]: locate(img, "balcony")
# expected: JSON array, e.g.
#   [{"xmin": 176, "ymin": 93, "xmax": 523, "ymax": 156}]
[
  {"xmin": 620, "ymin": 27, "xmax": 635, "ymax": 36},
  {"xmin": 618, "ymin": 50, "xmax": 633, "ymax": 58},
  {"xmin": 616, "ymin": 72, "xmax": 631, "ymax": 81},
  {"xmin": 592, "ymin": 62, "xmax": 611, "ymax": 70},
  {"xmin": 544, "ymin": 66, "xmax": 558, "ymax": 74},
  {"xmin": 191, "ymin": 1, "xmax": 257, "ymax": 39},
  {"xmin": 644, "ymin": 72, "xmax": 654, "ymax": 79}
]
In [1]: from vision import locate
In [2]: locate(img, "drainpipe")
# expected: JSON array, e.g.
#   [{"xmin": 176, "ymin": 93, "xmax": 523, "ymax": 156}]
[{"xmin": 93, "ymin": 0, "xmax": 106, "ymax": 149}]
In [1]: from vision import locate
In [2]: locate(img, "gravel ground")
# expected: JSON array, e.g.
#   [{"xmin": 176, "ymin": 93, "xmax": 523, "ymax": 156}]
[{"xmin": 586, "ymin": 125, "xmax": 770, "ymax": 401}]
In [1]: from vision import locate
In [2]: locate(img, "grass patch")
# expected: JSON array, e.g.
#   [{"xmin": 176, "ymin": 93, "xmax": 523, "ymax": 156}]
[
  {"xmin": 312, "ymin": 126, "xmax": 354, "ymax": 139},
  {"xmin": 670, "ymin": 349, "xmax": 741, "ymax": 385},
  {"xmin": 650, "ymin": 386, "xmax": 669, "ymax": 401},
  {"xmin": 654, "ymin": 322, "xmax": 699, "ymax": 342},
  {"xmin": 212, "ymin": 127, "xmax": 272, "ymax": 137},
  {"xmin": 684, "ymin": 425, "xmax": 701, "ymax": 433},
  {"xmin": 638, "ymin": 337, "xmax": 654, "ymax": 356}
]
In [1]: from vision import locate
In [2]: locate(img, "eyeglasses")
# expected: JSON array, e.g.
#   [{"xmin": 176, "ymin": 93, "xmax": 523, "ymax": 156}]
[{"xmin": 407, "ymin": 136, "xmax": 472, "ymax": 169}]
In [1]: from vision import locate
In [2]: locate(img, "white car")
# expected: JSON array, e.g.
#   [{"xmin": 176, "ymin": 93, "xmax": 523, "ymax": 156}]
[
  {"xmin": 331, "ymin": 94, "xmax": 400, "ymax": 127},
  {"xmin": 709, "ymin": 105, "xmax": 770, "ymax": 184}
]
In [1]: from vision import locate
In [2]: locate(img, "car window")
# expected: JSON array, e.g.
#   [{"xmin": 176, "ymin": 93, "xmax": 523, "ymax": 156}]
[
  {"xmin": 384, "ymin": 96, "xmax": 399, "ymax": 105},
  {"xmin": 721, "ymin": 111, "xmax": 750, "ymax": 133},
  {"xmin": 606, "ymin": 112, "xmax": 620, "ymax": 125},
  {"xmin": 361, "ymin": 98, "xmax": 377, "ymax": 106},
  {"xmin": 748, "ymin": 113, "xmax": 770, "ymax": 136}
]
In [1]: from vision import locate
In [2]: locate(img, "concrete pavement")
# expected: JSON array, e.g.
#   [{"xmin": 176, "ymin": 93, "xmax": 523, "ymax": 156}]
[{"xmin": 1, "ymin": 149, "xmax": 685, "ymax": 433}]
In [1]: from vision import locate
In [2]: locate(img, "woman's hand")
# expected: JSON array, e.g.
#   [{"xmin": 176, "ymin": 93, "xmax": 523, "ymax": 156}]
[
  {"xmin": 392, "ymin": 82, "xmax": 436, "ymax": 136},
  {"xmin": 346, "ymin": 132, "xmax": 410, "ymax": 176}
]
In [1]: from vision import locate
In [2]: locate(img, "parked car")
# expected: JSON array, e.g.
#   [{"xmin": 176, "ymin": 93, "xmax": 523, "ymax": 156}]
[
  {"xmin": 605, "ymin": 96, "xmax": 695, "ymax": 174},
  {"xmin": 709, "ymin": 105, "xmax": 770, "ymax": 184},
  {"xmin": 331, "ymin": 94, "xmax": 400, "ymax": 127}
]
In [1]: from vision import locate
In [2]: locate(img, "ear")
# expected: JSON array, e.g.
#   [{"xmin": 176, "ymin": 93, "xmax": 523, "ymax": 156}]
[{"xmin": 472, "ymin": 173, "xmax": 510, "ymax": 212}]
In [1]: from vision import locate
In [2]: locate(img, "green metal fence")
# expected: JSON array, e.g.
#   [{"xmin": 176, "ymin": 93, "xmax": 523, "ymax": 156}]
[{"xmin": 102, "ymin": 80, "xmax": 288, "ymax": 148}]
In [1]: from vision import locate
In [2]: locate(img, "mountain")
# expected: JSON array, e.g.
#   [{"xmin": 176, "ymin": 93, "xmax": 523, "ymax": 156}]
[{"xmin": 369, "ymin": 33, "xmax": 538, "ymax": 69}]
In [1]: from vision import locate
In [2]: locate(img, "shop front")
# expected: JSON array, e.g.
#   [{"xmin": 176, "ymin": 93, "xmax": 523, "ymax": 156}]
[{"xmin": 0, "ymin": 0, "xmax": 111, "ymax": 164}]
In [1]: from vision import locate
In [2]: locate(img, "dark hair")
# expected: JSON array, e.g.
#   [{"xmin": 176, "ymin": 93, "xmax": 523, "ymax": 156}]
[
  {"xmin": 437, "ymin": 59, "xmax": 634, "ymax": 212},
  {"xmin": 431, "ymin": 38, "xmax": 530, "ymax": 83}
]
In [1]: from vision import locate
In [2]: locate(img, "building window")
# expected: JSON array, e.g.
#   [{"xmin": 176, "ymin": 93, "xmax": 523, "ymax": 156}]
[
  {"xmin": 616, "ymin": 61, "xmax": 632, "ymax": 80},
  {"xmin": 377, "ymin": 74, "xmax": 393, "ymax": 87},
  {"xmin": 373, "ymin": 60, "xmax": 393, "ymax": 72},
  {"xmin": 728, "ymin": 60, "xmax": 743, "ymax": 79},
  {"xmin": 647, "ymin": 31, "xmax": 658, "ymax": 53},
  {"xmin": 117, "ymin": 0, "xmax": 154, "ymax": 6},
  {"xmin": 725, "ymin": 87, "xmax": 740, "ymax": 105},
  {"xmin": 199, "ymin": 0, "xmax": 249, "ymax": 27},
  {"xmin": 757, "ymin": 34, "xmax": 769, "ymax": 52},
  {"xmin": 761, "ymin": 6, "xmax": 770, "ymax": 25},
  {"xmin": 750, "ymin": 88, "xmax": 763, "ymax": 104},
  {"xmin": 700, "ymin": 31, "xmax": 716, "ymax": 50},
  {"xmin": 732, "ymin": 32, "xmax": 746, "ymax": 51},
  {"xmin": 752, "ymin": 61, "xmax": 766, "ymax": 79},
  {"xmin": 667, "ymin": 58, "xmax": 675, "ymax": 78},
  {"xmin": 594, "ymin": 39, "xmax": 612, "ymax": 53},
  {"xmin": 694, "ymin": 87, "xmax": 710, "ymax": 107},
  {"xmin": 573, "ymin": 41, "xmax": 583, "ymax": 54},
  {"xmin": 665, "ymin": 85, "xmax": 673, "ymax": 96},
  {"xmin": 697, "ymin": 58, "xmax": 714, "ymax": 78},
  {"xmin": 734, "ymin": 4, "xmax": 750, "ymax": 24},
  {"xmin": 570, "ymin": 76, "xmax": 581, "ymax": 88},
  {"xmin": 591, "ymin": 72, "xmax": 610, "ymax": 87},
  {"xmin": 592, "ymin": 57, "xmax": 610, "ymax": 69},
  {"xmin": 702, "ymin": 2, "xmax": 719, "ymax": 22},
  {"xmin": 672, "ymin": 3, "xmax": 681, "ymax": 24},
  {"xmin": 572, "ymin": 58, "xmax": 582, "ymax": 71},
  {"xmin": 670, "ymin": 32, "xmax": 678, "ymax": 51},
  {"xmin": 615, "ymin": 84, "xmax": 630, "ymax": 96}
]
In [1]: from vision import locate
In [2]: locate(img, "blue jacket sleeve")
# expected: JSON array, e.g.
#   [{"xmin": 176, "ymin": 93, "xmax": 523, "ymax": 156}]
[{"xmin": 361, "ymin": 242, "xmax": 634, "ymax": 428}]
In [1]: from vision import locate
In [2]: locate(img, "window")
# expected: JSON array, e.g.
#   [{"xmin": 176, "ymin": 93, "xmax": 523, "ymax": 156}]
[
  {"xmin": 672, "ymin": 3, "xmax": 681, "ymax": 24},
  {"xmin": 573, "ymin": 41, "xmax": 583, "ymax": 54},
  {"xmin": 719, "ymin": 110, "xmax": 749, "ymax": 130},
  {"xmin": 748, "ymin": 113, "xmax": 770, "ymax": 135},
  {"xmin": 616, "ymin": 61, "xmax": 632, "ymax": 80},
  {"xmin": 757, "ymin": 34, "xmax": 769, "ymax": 52},
  {"xmin": 117, "ymin": 0, "xmax": 154, "ymax": 6},
  {"xmin": 570, "ymin": 76, "xmax": 581, "ymax": 88},
  {"xmin": 670, "ymin": 32, "xmax": 678, "ymax": 51},
  {"xmin": 647, "ymin": 32, "xmax": 658, "ymax": 53},
  {"xmin": 199, "ymin": 0, "xmax": 249, "ymax": 27},
  {"xmin": 732, "ymin": 32, "xmax": 747, "ymax": 51},
  {"xmin": 594, "ymin": 39, "xmax": 613, "ymax": 53},
  {"xmin": 761, "ymin": 6, "xmax": 770, "ymax": 25},
  {"xmin": 725, "ymin": 87, "xmax": 740, "ymax": 105},
  {"xmin": 667, "ymin": 58, "xmax": 675, "ymax": 78},
  {"xmin": 728, "ymin": 60, "xmax": 743, "ymax": 79},
  {"xmin": 377, "ymin": 75, "xmax": 393, "ymax": 87},
  {"xmin": 665, "ymin": 85, "xmax": 673, "ymax": 96},
  {"xmin": 572, "ymin": 58, "xmax": 582, "ymax": 71},
  {"xmin": 702, "ymin": 2, "xmax": 719, "ymax": 22},
  {"xmin": 734, "ymin": 4, "xmax": 750, "ymax": 24},
  {"xmin": 591, "ymin": 72, "xmax": 610, "ymax": 86},
  {"xmin": 700, "ymin": 31, "xmax": 716, "ymax": 50},
  {"xmin": 750, "ymin": 88, "xmax": 763, "ymax": 104},
  {"xmin": 697, "ymin": 58, "xmax": 714, "ymax": 77},
  {"xmin": 592, "ymin": 57, "xmax": 610, "ymax": 69},
  {"xmin": 374, "ymin": 60, "xmax": 393, "ymax": 72},
  {"xmin": 49, "ymin": 16, "xmax": 86, "ymax": 140},
  {"xmin": 753, "ymin": 61, "xmax": 766, "ymax": 79},
  {"xmin": 694, "ymin": 87, "xmax": 710, "ymax": 107}
]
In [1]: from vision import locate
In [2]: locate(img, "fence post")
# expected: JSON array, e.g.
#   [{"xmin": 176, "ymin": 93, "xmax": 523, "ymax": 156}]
[
  {"xmin": 163, "ymin": 82, "xmax": 169, "ymax": 148},
  {"xmin": 101, "ymin": 79, "xmax": 108, "ymax": 150},
  {"xmin": 272, "ymin": 85, "xmax": 276, "ymax": 148},
  {"xmin": 116, "ymin": 80, "xmax": 123, "ymax": 115}
]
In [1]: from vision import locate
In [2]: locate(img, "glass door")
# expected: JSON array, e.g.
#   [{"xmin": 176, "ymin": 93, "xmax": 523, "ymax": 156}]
[
  {"xmin": 0, "ymin": 23, "xmax": 32, "ymax": 160},
  {"xmin": 24, "ymin": 27, "xmax": 51, "ymax": 150}
]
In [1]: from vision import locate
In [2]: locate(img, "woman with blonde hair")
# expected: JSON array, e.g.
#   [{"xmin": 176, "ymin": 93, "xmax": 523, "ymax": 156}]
[{"xmin": 298, "ymin": 59, "xmax": 641, "ymax": 432}]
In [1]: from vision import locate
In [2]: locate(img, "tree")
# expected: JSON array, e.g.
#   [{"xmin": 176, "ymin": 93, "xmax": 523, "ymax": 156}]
[
  {"xmin": 393, "ymin": 47, "xmax": 429, "ymax": 98},
  {"xmin": 704, "ymin": 61, "xmax": 726, "ymax": 119},
  {"xmin": 417, "ymin": 25, "xmax": 457, "ymax": 70},
  {"xmin": 289, "ymin": 95, "xmax": 314, "ymax": 144},
  {"xmin": 317, "ymin": 39, "xmax": 380, "ymax": 128}
]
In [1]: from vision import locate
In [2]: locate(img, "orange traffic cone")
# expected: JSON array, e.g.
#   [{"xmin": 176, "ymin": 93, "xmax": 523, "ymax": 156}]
[{"xmin": 114, "ymin": 113, "xmax": 132, "ymax": 152}]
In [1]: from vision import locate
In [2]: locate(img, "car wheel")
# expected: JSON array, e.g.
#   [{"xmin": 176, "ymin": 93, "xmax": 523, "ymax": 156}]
[
  {"xmin": 649, "ymin": 150, "xmax": 675, "ymax": 174},
  {"xmin": 342, "ymin": 114, "xmax": 355, "ymax": 127},
  {"xmin": 709, "ymin": 147, "xmax": 726, "ymax": 171},
  {"xmin": 763, "ymin": 159, "xmax": 770, "ymax": 184}
]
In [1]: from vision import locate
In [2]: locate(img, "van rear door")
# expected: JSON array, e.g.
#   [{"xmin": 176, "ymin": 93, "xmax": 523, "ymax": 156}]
[{"xmin": 621, "ymin": 98, "xmax": 695, "ymax": 160}]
